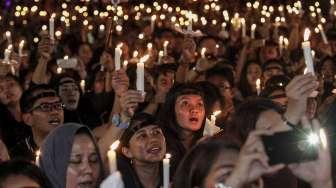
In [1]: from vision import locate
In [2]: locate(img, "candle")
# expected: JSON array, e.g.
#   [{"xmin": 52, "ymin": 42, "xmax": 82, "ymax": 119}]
[
  {"xmin": 187, "ymin": 11, "xmax": 193, "ymax": 31},
  {"xmin": 114, "ymin": 43, "xmax": 123, "ymax": 71},
  {"xmin": 123, "ymin": 60, "xmax": 128, "ymax": 69},
  {"xmin": 201, "ymin": 48, "xmax": 207, "ymax": 58},
  {"xmin": 4, "ymin": 48, "xmax": 11, "ymax": 63},
  {"xmin": 163, "ymin": 153, "xmax": 171, "ymax": 188},
  {"xmin": 137, "ymin": 55, "xmax": 149, "ymax": 93},
  {"xmin": 35, "ymin": 149, "xmax": 41, "ymax": 166},
  {"xmin": 330, "ymin": 0, "xmax": 335, "ymax": 15},
  {"xmin": 80, "ymin": 80, "xmax": 85, "ymax": 93},
  {"xmin": 5, "ymin": 31, "xmax": 12, "ymax": 45},
  {"xmin": 19, "ymin": 40, "xmax": 25, "ymax": 57},
  {"xmin": 241, "ymin": 18, "xmax": 246, "ymax": 38},
  {"xmin": 251, "ymin": 24, "xmax": 256, "ymax": 39},
  {"xmin": 256, "ymin": 78, "xmax": 261, "ymax": 95},
  {"xmin": 158, "ymin": 51, "xmax": 164, "ymax": 64},
  {"xmin": 57, "ymin": 66, "xmax": 62, "ymax": 74},
  {"xmin": 302, "ymin": 28, "xmax": 315, "ymax": 75},
  {"xmin": 283, "ymin": 37, "xmax": 289, "ymax": 49},
  {"xmin": 318, "ymin": 24, "xmax": 328, "ymax": 44},
  {"xmin": 279, "ymin": 35, "xmax": 284, "ymax": 55},
  {"xmin": 147, "ymin": 43, "xmax": 153, "ymax": 52},
  {"xmin": 133, "ymin": 51, "xmax": 139, "ymax": 59},
  {"xmin": 151, "ymin": 15, "xmax": 157, "ymax": 32},
  {"xmin": 49, "ymin": 14, "xmax": 55, "ymax": 41},
  {"xmin": 107, "ymin": 140, "xmax": 120, "ymax": 174},
  {"xmin": 210, "ymin": 110, "xmax": 221, "ymax": 126},
  {"xmin": 163, "ymin": 41, "xmax": 169, "ymax": 56}
]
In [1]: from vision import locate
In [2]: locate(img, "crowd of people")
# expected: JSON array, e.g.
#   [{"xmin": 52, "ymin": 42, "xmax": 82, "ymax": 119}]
[{"xmin": 0, "ymin": 0, "xmax": 335, "ymax": 187}]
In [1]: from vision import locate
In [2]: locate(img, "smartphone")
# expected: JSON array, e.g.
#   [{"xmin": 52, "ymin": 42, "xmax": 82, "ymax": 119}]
[
  {"xmin": 262, "ymin": 129, "xmax": 318, "ymax": 165},
  {"xmin": 57, "ymin": 58, "xmax": 77, "ymax": 69}
]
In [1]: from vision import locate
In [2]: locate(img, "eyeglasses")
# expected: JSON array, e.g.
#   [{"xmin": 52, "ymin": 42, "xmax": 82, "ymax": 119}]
[{"xmin": 29, "ymin": 101, "xmax": 64, "ymax": 112}]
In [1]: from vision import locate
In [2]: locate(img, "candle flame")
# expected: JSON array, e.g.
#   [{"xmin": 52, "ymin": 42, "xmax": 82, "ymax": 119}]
[
  {"xmin": 19, "ymin": 40, "xmax": 25, "ymax": 47},
  {"xmin": 213, "ymin": 110, "xmax": 222, "ymax": 117},
  {"xmin": 159, "ymin": 51, "xmax": 164, "ymax": 56},
  {"xmin": 147, "ymin": 43, "xmax": 153, "ymax": 49},
  {"xmin": 117, "ymin": 43, "xmax": 123, "ymax": 49},
  {"xmin": 5, "ymin": 31, "xmax": 11, "ymax": 37},
  {"xmin": 304, "ymin": 28, "xmax": 311, "ymax": 41},
  {"xmin": 256, "ymin": 78, "xmax": 261, "ymax": 88},
  {"xmin": 165, "ymin": 153, "xmax": 171, "ymax": 159},
  {"xmin": 140, "ymin": 54, "xmax": 150, "ymax": 63},
  {"xmin": 110, "ymin": 140, "xmax": 120, "ymax": 150},
  {"xmin": 251, "ymin": 24, "xmax": 256, "ymax": 30},
  {"xmin": 201, "ymin": 47, "xmax": 207, "ymax": 57},
  {"xmin": 164, "ymin": 41, "xmax": 169, "ymax": 47},
  {"xmin": 123, "ymin": 60, "xmax": 128, "ymax": 67}
]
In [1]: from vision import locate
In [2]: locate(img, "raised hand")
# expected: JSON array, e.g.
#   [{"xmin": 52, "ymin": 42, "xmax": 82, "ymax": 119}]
[
  {"xmin": 119, "ymin": 89, "xmax": 145, "ymax": 117},
  {"xmin": 111, "ymin": 69, "xmax": 129, "ymax": 97}
]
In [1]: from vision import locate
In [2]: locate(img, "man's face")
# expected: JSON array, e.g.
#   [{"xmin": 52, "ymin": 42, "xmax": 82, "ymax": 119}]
[
  {"xmin": 0, "ymin": 78, "xmax": 22, "ymax": 106},
  {"xmin": 28, "ymin": 96, "xmax": 64, "ymax": 138},
  {"xmin": 58, "ymin": 79, "xmax": 80, "ymax": 111}
]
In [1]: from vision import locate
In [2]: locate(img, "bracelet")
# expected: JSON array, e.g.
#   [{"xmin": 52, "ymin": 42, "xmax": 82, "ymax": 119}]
[{"xmin": 111, "ymin": 113, "xmax": 130, "ymax": 129}]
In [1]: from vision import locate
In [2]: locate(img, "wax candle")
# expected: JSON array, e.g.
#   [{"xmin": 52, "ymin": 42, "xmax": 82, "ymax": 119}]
[
  {"xmin": 318, "ymin": 24, "xmax": 328, "ymax": 44},
  {"xmin": 256, "ymin": 78, "xmax": 261, "ymax": 95},
  {"xmin": 187, "ymin": 11, "xmax": 193, "ymax": 31},
  {"xmin": 4, "ymin": 48, "xmax": 11, "ymax": 63},
  {"xmin": 5, "ymin": 31, "xmax": 12, "ymax": 45},
  {"xmin": 158, "ymin": 51, "xmax": 164, "ymax": 64},
  {"xmin": 151, "ymin": 15, "xmax": 157, "ymax": 32},
  {"xmin": 49, "ymin": 15, "xmax": 55, "ymax": 41},
  {"xmin": 114, "ymin": 43, "xmax": 123, "ymax": 71},
  {"xmin": 80, "ymin": 80, "xmax": 85, "ymax": 93},
  {"xmin": 201, "ymin": 48, "xmax": 207, "ymax": 58},
  {"xmin": 137, "ymin": 55, "xmax": 149, "ymax": 93},
  {"xmin": 35, "ymin": 149, "xmax": 41, "ymax": 166},
  {"xmin": 163, "ymin": 41, "xmax": 169, "ymax": 56},
  {"xmin": 279, "ymin": 35, "xmax": 284, "ymax": 55},
  {"xmin": 251, "ymin": 24, "xmax": 256, "ymax": 39},
  {"xmin": 302, "ymin": 28, "xmax": 315, "ymax": 75},
  {"xmin": 19, "ymin": 40, "xmax": 25, "ymax": 57},
  {"xmin": 163, "ymin": 153, "xmax": 171, "ymax": 188},
  {"xmin": 107, "ymin": 140, "xmax": 120, "ymax": 174},
  {"xmin": 241, "ymin": 18, "xmax": 246, "ymax": 38},
  {"xmin": 210, "ymin": 110, "xmax": 221, "ymax": 126}
]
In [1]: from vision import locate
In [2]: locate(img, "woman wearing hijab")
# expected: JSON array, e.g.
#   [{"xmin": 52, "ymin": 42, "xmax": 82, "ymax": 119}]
[{"xmin": 39, "ymin": 123, "xmax": 105, "ymax": 188}]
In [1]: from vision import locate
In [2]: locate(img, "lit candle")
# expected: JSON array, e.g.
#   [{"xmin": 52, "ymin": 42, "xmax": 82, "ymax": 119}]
[
  {"xmin": 151, "ymin": 15, "xmax": 157, "ymax": 32},
  {"xmin": 201, "ymin": 48, "xmax": 207, "ymax": 58},
  {"xmin": 114, "ymin": 43, "xmax": 123, "ymax": 71},
  {"xmin": 35, "ymin": 149, "xmax": 41, "ymax": 166},
  {"xmin": 137, "ymin": 55, "xmax": 149, "ymax": 93},
  {"xmin": 279, "ymin": 35, "xmax": 284, "ymax": 55},
  {"xmin": 302, "ymin": 28, "xmax": 315, "ymax": 75},
  {"xmin": 284, "ymin": 37, "xmax": 289, "ymax": 49},
  {"xmin": 187, "ymin": 11, "xmax": 193, "ymax": 31},
  {"xmin": 49, "ymin": 14, "xmax": 55, "ymax": 41},
  {"xmin": 251, "ymin": 24, "xmax": 256, "ymax": 39},
  {"xmin": 4, "ymin": 48, "xmax": 11, "ymax": 63},
  {"xmin": 163, "ymin": 41, "xmax": 169, "ymax": 56},
  {"xmin": 19, "ymin": 40, "xmax": 25, "ymax": 57},
  {"xmin": 163, "ymin": 153, "xmax": 171, "ymax": 188},
  {"xmin": 318, "ymin": 24, "xmax": 328, "ymax": 44},
  {"xmin": 123, "ymin": 60, "xmax": 128, "ymax": 69},
  {"xmin": 256, "ymin": 78, "xmax": 261, "ymax": 95},
  {"xmin": 158, "ymin": 51, "xmax": 164, "ymax": 64},
  {"xmin": 210, "ymin": 110, "xmax": 221, "ymax": 126},
  {"xmin": 147, "ymin": 43, "xmax": 153, "ymax": 52},
  {"xmin": 80, "ymin": 80, "xmax": 85, "ymax": 93},
  {"xmin": 5, "ymin": 31, "xmax": 12, "ymax": 45},
  {"xmin": 241, "ymin": 18, "xmax": 246, "ymax": 38},
  {"xmin": 107, "ymin": 140, "xmax": 120, "ymax": 174}
]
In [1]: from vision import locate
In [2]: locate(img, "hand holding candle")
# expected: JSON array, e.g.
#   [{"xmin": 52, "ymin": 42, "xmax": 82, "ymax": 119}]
[
  {"xmin": 107, "ymin": 140, "xmax": 120, "ymax": 174},
  {"xmin": 302, "ymin": 28, "xmax": 315, "ymax": 75}
]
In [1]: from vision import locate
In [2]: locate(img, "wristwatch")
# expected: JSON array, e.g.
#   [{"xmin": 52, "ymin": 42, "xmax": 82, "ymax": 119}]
[{"xmin": 111, "ymin": 114, "xmax": 130, "ymax": 129}]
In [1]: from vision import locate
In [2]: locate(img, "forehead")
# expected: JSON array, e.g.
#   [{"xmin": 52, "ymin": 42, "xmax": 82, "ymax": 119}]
[
  {"xmin": 72, "ymin": 134, "xmax": 95, "ymax": 151},
  {"xmin": 134, "ymin": 124, "xmax": 160, "ymax": 134},
  {"xmin": 176, "ymin": 94, "xmax": 203, "ymax": 101},
  {"xmin": 0, "ymin": 77, "xmax": 18, "ymax": 85}
]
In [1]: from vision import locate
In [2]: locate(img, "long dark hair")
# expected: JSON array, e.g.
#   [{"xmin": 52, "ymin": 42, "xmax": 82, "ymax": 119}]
[
  {"xmin": 228, "ymin": 98, "xmax": 284, "ymax": 142},
  {"xmin": 173, "ymin": 138, "xmax": 240, "ymax": 188},
  {"xmin": 158, "ymin": 83, "xmax": 205, "ymax": 141},
  {"xmin": 238, "ymin": 61, "xmax": 261, "ymax": 98}
]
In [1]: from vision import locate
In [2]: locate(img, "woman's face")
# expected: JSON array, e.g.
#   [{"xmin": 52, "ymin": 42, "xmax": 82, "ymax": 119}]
[
  {"xmin": 175, "ymin": 94, "xmax": 205, "ymax": 132},
  {"xmin": 255, "ymin": 110, "xmax": 291, "ymax": 132},
  {"xmin": 123, "ymin": 125, "xmax": 166, "ymax": 163},
  {"xmin": 203, "ymin": 150, "xmax": 238, "ymax": 188},
  {"xmin": 66, "ymin": 134, "xmax": 100, "ymax": 188},
  {"xmin": 78, "ymin": 44, "xmax": 93, "ymax": 65},
  {"xmin": 247, "ymin": 63, "xmax": 262, "ymax": 87}
]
